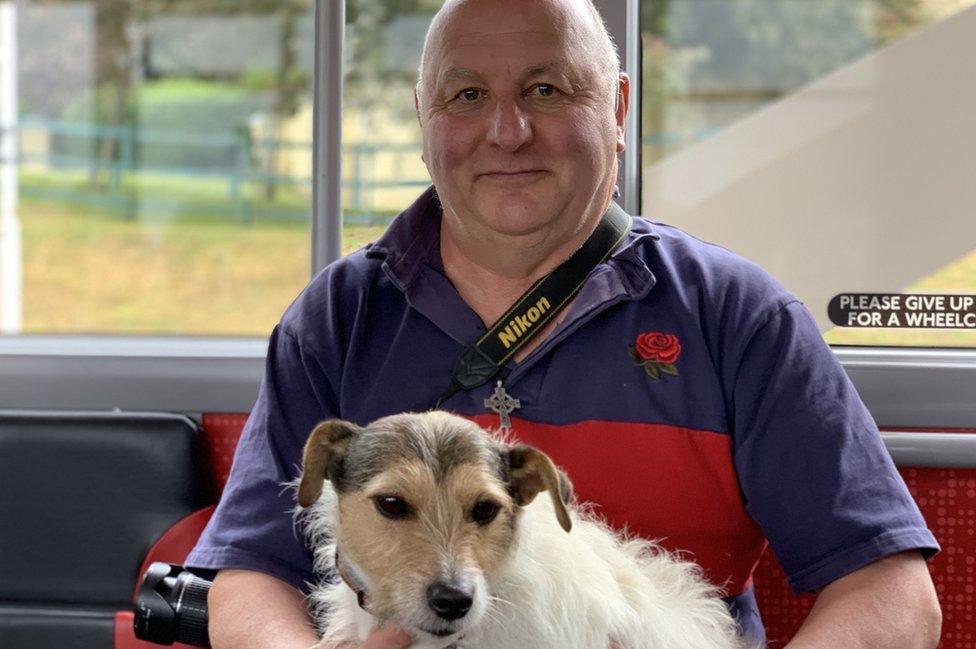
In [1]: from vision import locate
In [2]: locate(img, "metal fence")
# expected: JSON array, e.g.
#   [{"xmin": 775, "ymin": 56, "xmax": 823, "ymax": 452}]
[
  {"xmin": 11, "ymin": 117, "xmax": 430, "ymax": 225},
  {"xmin": 6, "ymin": 117, "xmax": 714, "ymax": 225}
]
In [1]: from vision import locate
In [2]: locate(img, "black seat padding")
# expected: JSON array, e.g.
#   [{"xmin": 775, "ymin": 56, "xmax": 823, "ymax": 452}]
[
  {"xmin": 0, "ymin": 605, "xmax": 118, "ymax": 649},
  {"xmin": 0, "ymin": 410, "xmax": 211, "ymax": 648}
]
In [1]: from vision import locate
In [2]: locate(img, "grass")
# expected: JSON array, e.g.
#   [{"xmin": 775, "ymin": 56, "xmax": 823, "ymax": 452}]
[
  {"xmin": 7, "ymin": 196, "xmax": 976, "ymax": 346},
  {"xmin": 19, "ymin": 167, "xmax": 311, "ymax": 221},
  {"xmin": 16, "ymin": 198, "xmax": 385, "ymax": 336}
]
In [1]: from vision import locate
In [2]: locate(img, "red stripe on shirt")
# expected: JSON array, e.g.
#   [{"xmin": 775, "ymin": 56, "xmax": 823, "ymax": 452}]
[{"xmin": 468, "ymin": 415, "xmax": 766, "ymax": 596}]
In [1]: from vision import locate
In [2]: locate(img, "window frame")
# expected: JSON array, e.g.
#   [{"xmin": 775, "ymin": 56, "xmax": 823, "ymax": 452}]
[{"xmin": 0, "ymin": 0, "xmax": 973, "ymax": 443}]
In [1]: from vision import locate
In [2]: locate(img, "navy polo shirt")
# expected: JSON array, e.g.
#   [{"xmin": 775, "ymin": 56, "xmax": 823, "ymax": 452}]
[{"xmin": 186, "ymin": 186, "xmax": 938, "ymax": 643}]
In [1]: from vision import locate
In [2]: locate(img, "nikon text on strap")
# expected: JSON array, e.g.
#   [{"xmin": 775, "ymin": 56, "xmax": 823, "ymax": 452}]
[{"xmin": 432, "ymin": 201, "xmax": 631, "ymax": 410}]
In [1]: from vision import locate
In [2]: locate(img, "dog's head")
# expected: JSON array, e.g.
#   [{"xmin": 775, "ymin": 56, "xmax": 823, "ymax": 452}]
[{"xmin": 297, "ymin": 411, "xmax": 573, "ymax": 643}]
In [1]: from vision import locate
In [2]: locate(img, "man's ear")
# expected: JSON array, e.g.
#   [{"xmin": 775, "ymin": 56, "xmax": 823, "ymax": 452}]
[
  {"xmin": 614, "ymin": 72, "xmax": 630, "ymax": 154},
  {"xmin": 298, "ymin": 419, "xmax": 360, "ymax": 507},
  {"xmin": 506, "ymin": 445, "xmax": 573, "ymax": 532},
  {"xmin": 414, "ymin": 86, "xmax": 426, "ymax": 163},
  {"xmin": 414, "ymin": 85, "xmax": 422, "ymax": 126}
]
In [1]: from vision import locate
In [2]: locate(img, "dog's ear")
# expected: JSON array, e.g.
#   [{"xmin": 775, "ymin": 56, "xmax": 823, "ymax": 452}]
[
  {"xmin": 555, "ymin": 468, "xmax": 574, "ymax": 508},
  {"xmin": 506, "ymin": 445, "xmax": 573, "ymax": 533},
  {"xmin": 298, "ymin": 419, "xmax": 360, "ymax": 507}
]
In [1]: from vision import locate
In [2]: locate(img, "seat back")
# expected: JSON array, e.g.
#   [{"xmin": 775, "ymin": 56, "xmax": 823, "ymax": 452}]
[
  {"xmin": 755, "ymin": 456, "xmax": 973, "ymax": 648},
  {"xmin": 0, "ymin": 411, "xmax": 211, "ymax": 649}
]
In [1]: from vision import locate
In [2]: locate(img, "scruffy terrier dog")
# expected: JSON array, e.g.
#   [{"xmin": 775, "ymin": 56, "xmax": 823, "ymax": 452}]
[{"xmin": 295, "ymin": 411, "xmax": 754, "ymax": 649}]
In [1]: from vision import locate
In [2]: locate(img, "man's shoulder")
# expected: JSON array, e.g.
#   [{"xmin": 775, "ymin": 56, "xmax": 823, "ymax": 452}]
[
  {"xmin": 638, "ymin": 217, "xmax": 776, "ymax": 280},
  {"xmin": 278, "ymin": 245, "xmax": 393, "ymax": 339},
  {"xmin": 635, "ymin": 217, "xmax": 798, "ymax": 330}
]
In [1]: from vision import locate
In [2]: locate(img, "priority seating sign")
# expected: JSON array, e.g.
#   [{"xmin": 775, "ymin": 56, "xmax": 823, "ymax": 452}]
[{"xmin": 828, "ymin": 294, "xmax": 976, "ymax": 328}]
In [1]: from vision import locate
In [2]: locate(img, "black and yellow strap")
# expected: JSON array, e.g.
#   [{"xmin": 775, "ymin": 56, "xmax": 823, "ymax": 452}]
[{"xmin": 432, "ymin": 202, "xmax": 631, "ymax": 408}]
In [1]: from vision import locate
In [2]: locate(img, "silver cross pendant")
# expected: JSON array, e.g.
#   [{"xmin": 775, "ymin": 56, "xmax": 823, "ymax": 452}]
[{"xmin": 484, "ymin": 380, "xmax": 520, "ymax": 429}]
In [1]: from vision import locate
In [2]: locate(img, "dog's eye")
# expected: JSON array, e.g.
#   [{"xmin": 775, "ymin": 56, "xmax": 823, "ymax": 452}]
[
  {"xmin": 471, "ymin": 500, "xmax": 500, "ymax": 525},
  {"xmin": 373, "ymin": 495, "xmax": 411, "ymax": 519}
]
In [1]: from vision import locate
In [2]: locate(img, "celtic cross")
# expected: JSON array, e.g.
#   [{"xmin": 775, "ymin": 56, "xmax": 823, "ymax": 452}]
[{"xmin": 484, "ymin": 380, "xmax": 520, "ymax": 429}]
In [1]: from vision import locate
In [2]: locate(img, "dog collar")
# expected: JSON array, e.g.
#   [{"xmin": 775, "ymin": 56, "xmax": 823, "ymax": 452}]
[{"xmin": 334, "ymin": 547, "xmax": 370, "ymax": 611}]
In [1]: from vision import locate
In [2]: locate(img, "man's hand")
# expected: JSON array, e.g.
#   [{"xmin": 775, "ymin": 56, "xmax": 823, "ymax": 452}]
[
  {"xmin": 784, "ymin": 551, "xmax": 941, "ymax": 649},
  {"xmin": 207, "ymin": 569, "xmax": 414, "ymax": 649},
  {"xmin": 324, "ymin": 627, "xmax": 414, "ymax": 649}
]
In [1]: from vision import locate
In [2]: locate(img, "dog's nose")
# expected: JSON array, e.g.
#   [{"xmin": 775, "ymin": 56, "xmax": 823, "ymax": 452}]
[{"xmin": 426, "ymin": 582, "xmax": 473, "ymax": 621}]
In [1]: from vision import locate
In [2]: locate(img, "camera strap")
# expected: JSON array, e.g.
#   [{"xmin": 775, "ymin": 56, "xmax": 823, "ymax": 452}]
[{"xmin": 432, "ymin": 201, "xmax": 631, "ymax": 410}]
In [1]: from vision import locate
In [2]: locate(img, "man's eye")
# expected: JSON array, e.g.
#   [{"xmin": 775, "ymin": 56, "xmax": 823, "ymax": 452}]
[
  {"xmin": 528, "ymin": 84, "xmax": 557, "ymax": 98},
  {"xmin": 457, "ymin": 88, "xmax": 483, "ymax": 102},
  {"xmin": 373, "ymin": 495, "xmax": 411, "ymax": 519}
]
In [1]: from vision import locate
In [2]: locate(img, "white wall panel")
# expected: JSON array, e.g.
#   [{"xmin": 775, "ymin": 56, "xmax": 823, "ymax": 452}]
[{"xmin": 642, "ymin": 6, "xmax": 976, "ymax": 331}]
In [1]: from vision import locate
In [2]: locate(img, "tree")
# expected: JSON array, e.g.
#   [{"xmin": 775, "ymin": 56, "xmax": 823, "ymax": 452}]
[
  {"xmin": 638, "ymin": 0, "xmax": 945, "ymax": 162},
  {"xmin": 345, "ymin": 0, "xmax": 443, "ymax": 120},
  {"xmin": 147, "ymin": 0, "xmax": 311, "ymax": 199}
]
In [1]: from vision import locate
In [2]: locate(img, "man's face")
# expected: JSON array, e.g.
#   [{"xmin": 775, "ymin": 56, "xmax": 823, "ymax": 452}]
[{"xmin": 418, "ymin": 0, "xmax": 628, "ymax": 243}]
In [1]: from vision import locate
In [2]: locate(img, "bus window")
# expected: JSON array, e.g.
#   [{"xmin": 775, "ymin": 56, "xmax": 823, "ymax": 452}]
[
  {"xmin": 639, "ymin": 0, "xmax": 976, "ymax": 349},
  {"xmin": 2, "ymin": 1, "xmax": 316, "ymax": 337}
]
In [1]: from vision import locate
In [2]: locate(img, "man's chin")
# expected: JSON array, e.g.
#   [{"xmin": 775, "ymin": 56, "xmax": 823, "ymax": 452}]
[{"xmin": 470, "ymin": 197, "xmax": 560, "ymax": 237}]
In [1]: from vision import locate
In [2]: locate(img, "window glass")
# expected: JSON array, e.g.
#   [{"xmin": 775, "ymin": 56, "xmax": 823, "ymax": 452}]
[
  {"xmin": 342, "ymin": 1, "xmax": 439, "ymax": 240},
  {"xmin": 640, "ymin": 0, "xmax": 976, "ymax": 347},
  {"xmin": 2, "ymin": 0, "xmax": 315, "ymax": 336}
]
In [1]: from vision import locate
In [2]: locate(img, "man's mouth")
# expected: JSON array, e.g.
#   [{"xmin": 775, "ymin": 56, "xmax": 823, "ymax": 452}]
[{"xmin": 478, "ymin": 170, "xmax": 547, "ymax": 182}]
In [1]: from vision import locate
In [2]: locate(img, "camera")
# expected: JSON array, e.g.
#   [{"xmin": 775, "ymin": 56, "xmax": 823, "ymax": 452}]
[{"xmin": 134, "ymin": 562, "xmax": 212, "ymax": 646}]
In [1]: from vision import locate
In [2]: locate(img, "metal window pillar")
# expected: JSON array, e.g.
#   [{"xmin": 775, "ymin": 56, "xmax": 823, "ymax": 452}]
[
  {"xmin": 593, "ymin": 0, "xmax": 642, "ymax": 216},
  {"xmin": 0, "ymin": 1, "xmax": 22, "ymax": 333},
  {"xmin": 311, "ymin": 0, "xmax": 344, "ymax": 275}
]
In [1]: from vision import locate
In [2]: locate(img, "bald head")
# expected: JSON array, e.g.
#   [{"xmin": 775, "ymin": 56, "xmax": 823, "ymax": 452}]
[
  {"xmin": 412, "ymin": 0, "xmax": 631, "ymax": 267},
  {"xmin": 417, "ymin": 0, "xmax": 620, "ymax": 109}
]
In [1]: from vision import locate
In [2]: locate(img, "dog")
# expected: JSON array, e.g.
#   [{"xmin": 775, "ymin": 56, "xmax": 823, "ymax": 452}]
[{"xmin": 294, "ymin": 411, "xmax": 755, "ymax": 649}]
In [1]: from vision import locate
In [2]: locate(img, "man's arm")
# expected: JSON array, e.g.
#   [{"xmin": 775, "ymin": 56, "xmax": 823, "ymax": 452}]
[
  {"xmin": 208, "ymin": 569, "xmax": 415, "ymax": 649},
  {"xmin": 784, "ymin": 551, "xmax": 941, "ymax": 649}
]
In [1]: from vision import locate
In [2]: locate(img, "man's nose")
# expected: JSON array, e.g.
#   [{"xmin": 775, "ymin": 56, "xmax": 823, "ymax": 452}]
[{"xmin": 485, "ymin": 98, "xmax": 532, "ymax": 152}]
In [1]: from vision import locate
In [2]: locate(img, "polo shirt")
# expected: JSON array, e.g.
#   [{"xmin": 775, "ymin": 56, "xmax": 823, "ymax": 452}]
[{"xmin": 186, "ymin": 186, "xmax": 938, "ymax": 644}]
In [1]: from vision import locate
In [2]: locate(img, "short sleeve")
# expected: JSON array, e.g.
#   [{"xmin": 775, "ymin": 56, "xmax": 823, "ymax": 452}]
[
  {"xmin": 730, "ymin": 301, "xmax": 939, "ymax": 593},
  {"xmin": 185, "ymin": 324, "xmax": 338, "ymax": 591}
]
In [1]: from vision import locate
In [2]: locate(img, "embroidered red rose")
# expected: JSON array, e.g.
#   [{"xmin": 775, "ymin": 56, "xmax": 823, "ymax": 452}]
[
  {"xmin": 635, "ymin": 332, "xmax": 681, "ymax": 364},
  {"xmin": 628, "ymin": 331, "xmax": 681, "ymax": 380}
]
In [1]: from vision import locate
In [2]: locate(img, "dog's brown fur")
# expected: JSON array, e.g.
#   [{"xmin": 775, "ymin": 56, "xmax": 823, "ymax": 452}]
[{"xmin": 297, "ymin": 413, "xmax": 572, "ymax": 629}]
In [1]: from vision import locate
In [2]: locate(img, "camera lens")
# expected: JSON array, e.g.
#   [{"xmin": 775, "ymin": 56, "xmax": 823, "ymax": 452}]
[{"xmin": 134, "ymin": 562, "xmax": 211, "ymax": 646}]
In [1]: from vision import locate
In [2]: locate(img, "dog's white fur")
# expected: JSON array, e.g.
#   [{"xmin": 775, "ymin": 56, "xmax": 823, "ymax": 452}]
[{"xmin": 294, "ymin": 416, "xmax": 757, "ymax": 649}]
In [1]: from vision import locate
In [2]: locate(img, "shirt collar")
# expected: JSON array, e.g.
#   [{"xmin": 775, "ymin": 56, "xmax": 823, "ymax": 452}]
[{"xmin": 365, "ymin": 185, "xmax": 659, "ymax": 296}]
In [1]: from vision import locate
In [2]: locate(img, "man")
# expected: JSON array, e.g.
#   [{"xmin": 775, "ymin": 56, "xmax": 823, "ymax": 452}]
[{"xmin": 187, "ymin": 1, "xmax": 942, "ymax": 648}]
